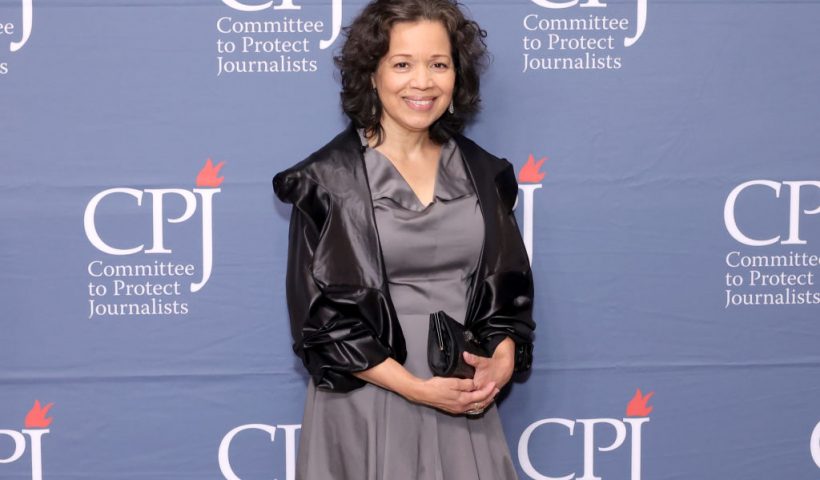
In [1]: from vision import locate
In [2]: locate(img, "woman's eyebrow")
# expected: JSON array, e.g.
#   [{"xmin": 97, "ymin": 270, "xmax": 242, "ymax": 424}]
[{"xmin": 387, "ymin": 53, "xmax": 452, "ymax": 59}]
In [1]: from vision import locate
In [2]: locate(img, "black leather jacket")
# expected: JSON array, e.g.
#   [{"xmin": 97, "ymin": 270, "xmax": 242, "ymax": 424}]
[{"xmin": 273, "ymin": 124, "xmax": 535, "ymax": 392}]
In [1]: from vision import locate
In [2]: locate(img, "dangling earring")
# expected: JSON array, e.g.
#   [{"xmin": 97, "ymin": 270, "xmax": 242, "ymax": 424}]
[
  {"xmin": 448, "ymin": 99, "xmax": 454, "ymax": 115},
  {"xmin": 371, "ymin": 87, "xmax": 378, "ymax": 117}
]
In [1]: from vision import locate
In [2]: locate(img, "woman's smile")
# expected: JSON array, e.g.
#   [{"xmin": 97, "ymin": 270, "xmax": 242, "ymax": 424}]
[{"xmin": 404, "ymin": 96, "xmax": 437, "ymax": 111}]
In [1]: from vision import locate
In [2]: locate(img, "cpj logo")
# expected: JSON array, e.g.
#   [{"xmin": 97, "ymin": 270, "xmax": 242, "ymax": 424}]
[
  {"xmin": 215, "ymin": 0, "xmax": 341, "ymax": 76},
  {"xmin": 722, "ymin": 180, "xmax": 820, "ymax": 308},
  {"xmin": 521, "ymin": 0, "xmax": 648, "ymax": 72},
  {"xmin": 0, "ymin": 400, "xmax": 53, "ymax": 480},
  {"xmin": 83, "ymin": 159, "xmax": 225, "ymax": 319},
  {"xmin": 0, "ymin": 0, "xmax": 33, "ymax": 75},
  {"xmin": 516, "ymin": 154, "xmax": 547, "ymax": 264},
  {"xmin": 518, "ymin": 389, "xmax": 653, "ymax": 480},
  {"xmin": 218, "ymin": 423, "xmax": 301, "ymax": 480}
]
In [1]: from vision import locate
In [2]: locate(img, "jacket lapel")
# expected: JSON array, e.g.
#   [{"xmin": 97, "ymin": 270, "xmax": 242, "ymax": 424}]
[{"xmin": 308, "ymin": 125, "xmax": 387, "ymax": 290}]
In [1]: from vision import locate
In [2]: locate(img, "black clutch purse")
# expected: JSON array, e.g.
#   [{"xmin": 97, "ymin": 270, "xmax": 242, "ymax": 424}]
[{"xmin": 427, "ymin": 310, "xmax": 489, "ymax": 379}]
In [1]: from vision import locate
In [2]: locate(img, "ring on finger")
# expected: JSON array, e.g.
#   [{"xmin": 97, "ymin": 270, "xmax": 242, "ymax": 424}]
[{"xmin": 466, "ymin": 403, "xmax": 485, "ymax": 416}]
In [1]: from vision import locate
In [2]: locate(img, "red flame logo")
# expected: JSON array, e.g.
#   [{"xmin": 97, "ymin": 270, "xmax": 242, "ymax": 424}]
[
  {"xmin": 626, "ymin": 389, "xmax": 654, "ymax": 417},
  {"xmin": 196, "ymin": 158, "xmax": 225, "ymax": 187},
  {"xmin": 24, "ymin": 400, "xmax": 54, "ymax": 428},
  {"xmin": 518, "ymin": 154, "xmax": 547, "ymax": 183}
]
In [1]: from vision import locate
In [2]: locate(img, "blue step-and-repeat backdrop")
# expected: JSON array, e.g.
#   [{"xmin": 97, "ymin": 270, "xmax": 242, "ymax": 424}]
[{"xmin": 2, "ymin": 0, "xmax": 819, "ymax": 478}]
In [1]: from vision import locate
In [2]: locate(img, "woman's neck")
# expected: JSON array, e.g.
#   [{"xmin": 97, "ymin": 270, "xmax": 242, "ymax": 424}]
[{"xmin": 368, "ymin": 125, "xmax": 436, "ymax": 160}]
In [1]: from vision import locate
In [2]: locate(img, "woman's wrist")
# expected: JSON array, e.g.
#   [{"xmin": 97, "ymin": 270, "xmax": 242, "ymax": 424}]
[
  {"xmin": 492, "ymin": 337, "xmax": 516, "ymax": 387},
  {"xmin": 492, "ymin": 337, "xmax": 516, "ymax": 361},
  {"xmin": 400, "ymin": 376, "xmax": 428, "ymax": 404},
  {"xmin": 353, "ymin": 358, "xmax": 426, "ymax": 403}
]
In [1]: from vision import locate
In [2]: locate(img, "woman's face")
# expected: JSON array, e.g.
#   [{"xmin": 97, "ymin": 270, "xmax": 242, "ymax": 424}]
[{"xmin": 372, "ymin": 20, "xmax": 456, "ymax": 138}]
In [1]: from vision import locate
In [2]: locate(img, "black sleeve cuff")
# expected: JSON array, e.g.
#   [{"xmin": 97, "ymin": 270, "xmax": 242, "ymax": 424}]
[{"xmin": 483, "ymin": 335, "xmax": 534, "ymax": 373}]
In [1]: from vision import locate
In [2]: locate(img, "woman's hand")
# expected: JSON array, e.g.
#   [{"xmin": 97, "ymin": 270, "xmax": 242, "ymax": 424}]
[
  {"xmin": 464, "ymin": 337, "xmax": 515, "ymax": 393},
  {"xmin": 410, "ymin": 377, "xmax": 498, "ymax": 415},
  {"xmin": 352, "ymin": 357, "xmax": 497, "ymax": 415}
]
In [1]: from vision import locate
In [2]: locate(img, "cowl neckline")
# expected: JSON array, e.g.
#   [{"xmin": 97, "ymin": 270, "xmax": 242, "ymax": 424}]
[{"xmin": 358, "ymin": 129, "xmax": 474, "ymax": 212}]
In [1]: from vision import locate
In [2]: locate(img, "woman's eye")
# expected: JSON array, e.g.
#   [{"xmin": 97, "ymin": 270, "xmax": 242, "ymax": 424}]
[
  {"xmin": 433, "ymin": 62, "xmax": 450, "ymax": 70},
  {"xmin": 394, "ymin": 62, "xmax": 410, "ymax": 69}
]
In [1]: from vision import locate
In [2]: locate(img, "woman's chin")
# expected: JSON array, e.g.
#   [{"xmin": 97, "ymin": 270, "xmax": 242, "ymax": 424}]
[{"xmin": 383, "ymin": 112, "xmax": 447, "ymax": 135}]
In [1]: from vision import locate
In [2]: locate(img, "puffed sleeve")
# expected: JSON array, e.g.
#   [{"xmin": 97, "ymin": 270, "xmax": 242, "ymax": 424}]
[
  {"xmin": 474, "ymin": 161, "xmax": 536, "ymax": 372},
  {"xmin": 274, "ymin": 171, "xmax": 392, "ymax": 392}
]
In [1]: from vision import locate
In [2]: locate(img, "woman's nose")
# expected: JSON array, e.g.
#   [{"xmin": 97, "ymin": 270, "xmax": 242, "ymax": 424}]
[{"xmin": 409, "ymin": 66, "xmax": 433, "ymax": 89}]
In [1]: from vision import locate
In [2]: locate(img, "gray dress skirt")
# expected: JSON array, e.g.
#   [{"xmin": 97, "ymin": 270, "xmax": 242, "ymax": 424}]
[{"xmin": 294, "ymin": 132, "xmax": 519, "ymax": 480}]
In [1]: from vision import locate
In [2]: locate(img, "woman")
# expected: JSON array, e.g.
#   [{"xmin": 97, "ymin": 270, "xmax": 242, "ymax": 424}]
[{"xmin": 273, "ymin": 1, "xmax": 535, "ymax": 478}]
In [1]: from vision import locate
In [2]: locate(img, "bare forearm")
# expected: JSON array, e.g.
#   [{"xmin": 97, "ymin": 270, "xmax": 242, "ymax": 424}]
[
  {"xmin": 352, "ymin": 358, "xmax": 497, "ymax": 415},
  {"xmin": 352, "ymin": 357, "xmax": 424, "ymax": 402},
  {"xmin": 493, "ymin": 337, "xmax": 515, "ymax": 362}
]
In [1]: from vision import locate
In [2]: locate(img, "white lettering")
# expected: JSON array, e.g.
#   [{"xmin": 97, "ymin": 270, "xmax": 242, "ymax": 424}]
[
  {"xmin": 220, "ymin": 0, "xmax": 341, "ymax": 49},
  {"xmin": 319, "ymin": 0, "xmax": 341, "ymax": 49},
  {"xmin": 518, "ymin": 417, "xmax": 648, "ymax": 480},
  {"xmin": 220, "ymin": 0, "xmax": 303, "ymax": 12},
  {"xmin": 277, "ymin": 424, "xmax": 300, "ymax": 480},
  {"xmin": 85, "ymin": 186, "xmax": 218, "ymax": 291},
  {"xmin": 624, "ymin": 0, "xmax": 646, "ymax": 47},
  {"xmin": 518, "ymin": 184, "xmax": 542, "ymax": 265},
  {"xmin": 218, "ymin": 424, "xmax": 301, "ymax": 480},
  {"xmin": 518, "ymin": 418, "xmax": 576, "ymax": 480},
  {"xmin": 219, "ymin": 424, "xmax": 277, "ymax": 480},
  {"xmin": 216, "ymin": 17, "xmax": 323, "ymax": 34},
  {"xmin": 724, "ymin": 180, "xmax": 782, "ymax": 246},
  {"xmin": 23, "ymin": 429, "xmax": 48, "ymax": 480},
  {"xmin": 531, "ymin": 0, "xmax": 579, "ymax": 9},
  {"xmin": 84, "ymin": 188, "xmax": 145, "ymax": 255},
  {"xmin": 191, "ymin": 188, "xmax": 218, "ymax": 292},
  {"xmin": 577, "ymin": 419, "xmax": 627, "ymax": 480},
  {"xmin": 143, "ymin": 189, "xmax": 198, "ymax": 254},
  {"xmin": 10, "ymin": 0, "xmax": 32, "ymax": 52},
  {"xmin": 782, "ymin": 181, "xmax": 820, "ymax": 245},
  {"xmin": 811, "ymin": 421, "xmax": 820, "ymax": 468},
  {"xmin": 274, "ymin": 0, "xmax": 301, "ymax": 9},
  {"xmin": 0, "ymin": 430, "xmax": 25, "ymax": 464},
  {"xmin": 529, "ymin": 0, "xmax": 647, "ymax": 46},
  {"xmin": 725, "ymin": 180, "xmax": 820, "ymax": 246},
  {"xmin": 222, "ymin": 0, "xmax": 274, "ymax": 12},
  {"xmin": 624, "ymin": 418, "xmax": 649, "ymax": 480}
]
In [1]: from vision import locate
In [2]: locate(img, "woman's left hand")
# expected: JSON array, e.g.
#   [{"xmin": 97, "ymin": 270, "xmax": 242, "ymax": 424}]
[{"xmin": 463, "ymin": 337, "xmax": 515, "ymax": 396}]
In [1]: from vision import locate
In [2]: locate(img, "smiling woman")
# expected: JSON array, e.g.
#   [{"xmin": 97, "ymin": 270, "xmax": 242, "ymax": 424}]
[
  {"xmin": 272, "ymin": 1, "xmax": 536, "ymax": 479},
  {"xmin": 366, "ymin": 20, "xmax": 455, "ymax": 205},
  {"xmin": 371, "ymin": 21, "xmax": 455, "ymax": 142}
]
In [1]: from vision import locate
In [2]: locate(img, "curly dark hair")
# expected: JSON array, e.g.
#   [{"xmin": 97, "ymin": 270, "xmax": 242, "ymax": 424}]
[{"xmin": 334, "ymin": 0, "xmax": 489, "ymax": 145}]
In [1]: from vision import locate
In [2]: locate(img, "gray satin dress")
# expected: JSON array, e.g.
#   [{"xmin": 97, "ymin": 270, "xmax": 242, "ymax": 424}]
[{"xmin": 294, "ymin": 131, "xmax": 518, "ymax": 480}]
